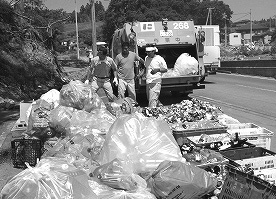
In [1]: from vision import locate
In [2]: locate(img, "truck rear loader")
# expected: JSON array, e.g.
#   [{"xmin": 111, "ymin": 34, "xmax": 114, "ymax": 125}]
[{"xmin": 110, "ymin": 20, "xmax": 206, "ymax": 96}]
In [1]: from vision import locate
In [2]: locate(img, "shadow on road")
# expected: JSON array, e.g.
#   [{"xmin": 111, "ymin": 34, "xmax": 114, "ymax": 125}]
[{"xmin": 201, "ymin": 81, "xmax": 215, "ymax": 84}]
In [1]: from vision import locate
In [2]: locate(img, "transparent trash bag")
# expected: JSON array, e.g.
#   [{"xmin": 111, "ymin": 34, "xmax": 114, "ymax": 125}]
[
  {"xmin": 60, "ymin": 80, "xmax": 105, "ymax": 112},
  {"xmin": 26, "ymin": 99, "xmax": 55, "ymax": 139},
  {"xmin": 92, "ymin": 158, "xmax": 137, "ymax": 191},
  {"xmin": 70, "ymin": 109, "xmax": 116, "ymax": 135},
  {"xmin": 0, "ymin": 157, "xmax": 97, "ymax": 199},
  {"xmin": 99, "ymin": 113, "xmax": 184, "ymax": 174},
  {"xmin": 89, "ymin": 174, "xmax": 156, "ymax": 199},
  {"xmin": 147, "ymin": 160, "xmax": 217, "ymax": 199},
  {"xmin": 49, "ymin": 105, "xmax": 76, "ymax": 138}
]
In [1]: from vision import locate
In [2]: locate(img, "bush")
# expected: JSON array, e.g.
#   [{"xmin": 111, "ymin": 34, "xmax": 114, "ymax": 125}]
[
  {"xmin": 55, "ymin": 44, "xmax": 68, "ymax": 53},
  {"xmin": 69, "ymin": 54, "xmax": 78, "ymax": 60}
]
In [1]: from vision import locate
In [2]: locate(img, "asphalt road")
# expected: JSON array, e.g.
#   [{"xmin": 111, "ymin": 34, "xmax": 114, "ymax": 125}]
[{"xmin": 190, "ymin": 73, "xmax": 276, "ymax": 152}]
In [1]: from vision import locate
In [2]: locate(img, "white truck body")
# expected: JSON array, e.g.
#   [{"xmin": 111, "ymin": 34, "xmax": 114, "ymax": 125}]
[{"xmin": 195, "ymin": 25, "xmax": 220, "ymax": 74}]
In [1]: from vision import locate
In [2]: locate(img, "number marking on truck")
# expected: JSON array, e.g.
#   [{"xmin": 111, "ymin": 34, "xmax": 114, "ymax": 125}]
[
  {"xmin": 160, "ymin": 30, "xmax": 173, "ymax": 37},
  {"xmin": 173, "ymin": 22, "xmax": 189, "ymax": 29}
]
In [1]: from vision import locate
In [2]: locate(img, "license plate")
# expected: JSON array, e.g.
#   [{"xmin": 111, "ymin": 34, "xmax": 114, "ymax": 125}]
[{"xmin": 160, "ymin": 30, "xmax": 173, "ymax": 37}]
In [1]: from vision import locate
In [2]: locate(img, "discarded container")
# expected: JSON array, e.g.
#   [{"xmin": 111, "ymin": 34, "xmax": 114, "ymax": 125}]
[
  {"xmin": 254, "ymin": 168, "xmax": 276, "ymax": 185},
  {"xmin": 226, "ymin": 123, "xmax": 274, "ymax": 150},
  {"xmin": 219, "ymin": 166, "xmax": 276, "ymax": 199},
  {"xmin": 220, "ymin": 147, "xmax": 276, "ymax": 170},
  {"xmin": 11, "ymin": 138, "xmax": 43, "ymax": 169}
]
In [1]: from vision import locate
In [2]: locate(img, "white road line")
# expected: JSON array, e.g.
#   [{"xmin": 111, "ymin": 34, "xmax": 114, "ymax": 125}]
[{"xmin": 237, "ymin": 84, "xmax": 276, "ymax": 93}]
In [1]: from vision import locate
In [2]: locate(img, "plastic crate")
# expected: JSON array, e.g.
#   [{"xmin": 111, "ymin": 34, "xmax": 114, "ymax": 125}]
[
  {"xmin": 219, "ymin": 166, "xmax": 276, "ymax": 199},
  {"xmin": 226, "ymin": 123, "xmax": 274, "ymax": 150},
  {"xmin": 172, "ymin": 127, "xmax": 228, "ymax": 146},
  {"xmin": 220, "ymin": 147, "xmax": 276, "ymax": 170},
  {"xmin": 254, "ymin": 168, "xmax": 276, "ymax": 185},
  {"xmin": 11, "ymin": 139, "xmax": 43, "ymax": 169}
]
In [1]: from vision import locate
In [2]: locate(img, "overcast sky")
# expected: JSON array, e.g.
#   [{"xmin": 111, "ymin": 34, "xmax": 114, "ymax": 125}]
[{"xmin": 42, "ymin": 0, "xmax": 276, "ymax": 21}]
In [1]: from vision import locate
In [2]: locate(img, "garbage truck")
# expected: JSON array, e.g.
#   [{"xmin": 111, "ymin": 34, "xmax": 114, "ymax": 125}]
[{"xmin": 110, "ymin": 19, "xmax": 206, "ymax": 96}]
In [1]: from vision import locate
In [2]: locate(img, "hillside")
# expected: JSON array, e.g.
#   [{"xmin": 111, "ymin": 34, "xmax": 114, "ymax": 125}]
[{"xmin": 63, "ymin": 21, "xmax": 104, "ymax": 34}]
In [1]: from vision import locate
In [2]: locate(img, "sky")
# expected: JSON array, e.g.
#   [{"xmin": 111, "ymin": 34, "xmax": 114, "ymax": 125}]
[{"xmin": 43, "ymin": 0, "xmax": 276, "ymax": 21}]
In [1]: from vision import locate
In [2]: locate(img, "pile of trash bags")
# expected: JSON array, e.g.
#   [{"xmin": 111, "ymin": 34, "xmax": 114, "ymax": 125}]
[
  {"xmin": 1, "ymin": 80, "xmax": 221, "ymax": 199},
  {"xmin": 163, "ymin": 53, "xmax": 199, "ymax": 78}
]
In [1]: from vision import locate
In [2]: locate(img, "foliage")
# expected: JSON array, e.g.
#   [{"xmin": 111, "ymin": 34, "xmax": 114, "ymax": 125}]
[
  {"xmin": 0, "ymin": 0, "xmax": 66, "ymax": 101},
  {"xmin": 67, "ymin": 1, "xmax": 105, "ymax": 23},
  {"xmin": 0, "ymin": 0, "xmax": 18, "ymax": 44},
  {"xmin": 102, "ymin": 0, "xmax": 233, "ymax": 41}
]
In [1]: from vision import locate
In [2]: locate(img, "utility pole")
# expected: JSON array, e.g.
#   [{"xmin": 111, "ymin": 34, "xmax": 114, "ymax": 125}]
[
  {"xmin": 225, "ymin": 19, "xmax": 227, "ymax": 47},
  {"xmin": 75, "ymin": 0, "xmax": 80, "ymax": 59},
  {"xmin": 224, "ymin": 14, "xmax": 227, "ymax": 47},
  {"xmin": 250, "ymin": 9, "xmax": 252, "ymax": 44},
  {"xmin": 206, "ymin": 8, "xmax": 215, "ymax": 25},
  {"xmin": 90, "ymin": 0, "xmax": 97, "ymax": 57}
]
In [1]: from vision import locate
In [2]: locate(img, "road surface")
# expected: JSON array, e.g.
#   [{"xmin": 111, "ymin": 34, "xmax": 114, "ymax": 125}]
[{"xmin": 190, "ymin": 73, "xmax": 276, "ymax": 152}]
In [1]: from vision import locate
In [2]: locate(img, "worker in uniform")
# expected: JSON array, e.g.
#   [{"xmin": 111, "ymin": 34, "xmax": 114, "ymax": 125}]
[
  {"xmin": 115, "ymin": 42, "xmax": 144, "ymax": 101},
  {"xmin": 85, "ymin": 46, "xmax": 118, "ymax": 102},
  {"xmin": 144, "ymin": 46, "xmax": 168, "ymax": 107}
]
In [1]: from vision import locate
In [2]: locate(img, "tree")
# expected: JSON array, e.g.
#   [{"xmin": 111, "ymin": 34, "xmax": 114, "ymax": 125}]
[
  {"xmin": 193, "ymin": 0, "xmax": 232, "ymax": 27},
  {"xmin": 102, "ymin": 0, "xmax": 233, "ymax": 41},
  {"xmin": 76, "ymin": 1, "xmax": 105, "ymax": 23}
]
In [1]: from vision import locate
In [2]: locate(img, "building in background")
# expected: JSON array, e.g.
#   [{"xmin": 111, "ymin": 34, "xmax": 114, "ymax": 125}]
[{"xmin": 229, "ymin": 33, "xmax": 242, "ymax": 46}]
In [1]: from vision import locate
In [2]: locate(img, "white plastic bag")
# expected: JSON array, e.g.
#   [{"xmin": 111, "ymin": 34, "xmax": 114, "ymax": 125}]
[
  {"xmin": 40, "ymin": 89, "xmax": 60, "ymax": 108},
  {"xmin": 174, "ymin": 53, "xmax": 199, "ymax": 75}
]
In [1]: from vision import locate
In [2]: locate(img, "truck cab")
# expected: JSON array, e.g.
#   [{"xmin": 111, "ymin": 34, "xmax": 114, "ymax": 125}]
[{"xmin": 110, "ymin": 20, "xmax": 206, "ymax": 96}]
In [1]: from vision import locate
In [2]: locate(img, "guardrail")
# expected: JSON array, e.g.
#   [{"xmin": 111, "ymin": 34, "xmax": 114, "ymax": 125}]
[{"xmin": 220, "ymin": 59, "xmax": 276, "ymax": 78}]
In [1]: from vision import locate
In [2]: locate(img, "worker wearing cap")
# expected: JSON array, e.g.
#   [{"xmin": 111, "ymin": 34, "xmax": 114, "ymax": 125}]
[
  {"xmin": 115, "ymin": 42, "xmax": 144, "ymax": 101},
  {"xmin": 85, "ymin": 46, "xmax": 118, "ymax": 102},
  {"xmin": 145, "ymin": 46, "xmax": 168, "ymax": 107}
]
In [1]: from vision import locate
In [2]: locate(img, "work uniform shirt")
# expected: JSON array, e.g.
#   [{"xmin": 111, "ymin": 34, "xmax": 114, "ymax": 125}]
[
  {"xmin": 88, "ymin": 56, "xmax": 117, "ymax": 79},
  {"xmin": 115, "ymin": 51, "xmax": 140, "ymax": 80},
  {"xmin": 145, "ymin": 55, "xmax": 167, "ymax": 84}
]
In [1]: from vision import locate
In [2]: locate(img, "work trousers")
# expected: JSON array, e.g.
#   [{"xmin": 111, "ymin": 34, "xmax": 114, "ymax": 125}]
[
  {"xmin": 91, "ymin": 77, "xmax": 115, "ymax": 102},
  {"xmin": 146, "ymin": 82, "xmax": 161, "ymax": 108},
  {"xmin": 118, "ymin": 79, "xmax": 136, "ymax": 101}
]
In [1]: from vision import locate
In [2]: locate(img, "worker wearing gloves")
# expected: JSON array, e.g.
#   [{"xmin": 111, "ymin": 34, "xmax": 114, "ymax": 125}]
[
  {"xmin": 85, "ymin": 46, "xmax": 118, "ymax": 102},
  {"xmin": 115, "ymin": 42, "xmax": 144, "ymax": 101},
  {"xmin": 145, "ymin": 46, "xmax": 168, "ymax": 107}
]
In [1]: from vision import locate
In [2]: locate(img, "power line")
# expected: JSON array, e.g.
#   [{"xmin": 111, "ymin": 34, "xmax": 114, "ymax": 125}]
[{"xmin": 232, "ymin": 13, "xmax": 250, "ymax": 23}]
